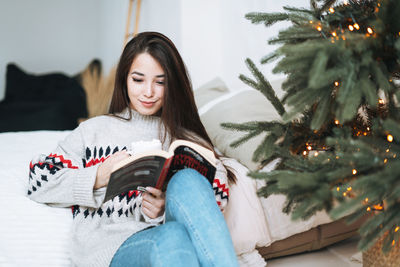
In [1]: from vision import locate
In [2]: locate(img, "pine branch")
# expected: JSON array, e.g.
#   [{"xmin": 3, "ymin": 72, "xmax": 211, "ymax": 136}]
[
  {"xmin": 244, "ymin": 58, "xmax": 285, "ymax": 116},
  {"xmin": 245, "ymin": 12, "xmax": 290, "ymax": 27}
]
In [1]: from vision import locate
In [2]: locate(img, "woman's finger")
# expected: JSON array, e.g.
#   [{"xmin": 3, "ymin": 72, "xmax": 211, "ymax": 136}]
[
  {"xmin": 142, "ymin": 206, "xmax": 156, "ymax": 219},
  {"xmin": 145, "ymin": 187, "xmax": 164, "ymax": 197}
]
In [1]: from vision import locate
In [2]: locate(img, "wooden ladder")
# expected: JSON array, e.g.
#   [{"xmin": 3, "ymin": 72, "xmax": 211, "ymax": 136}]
[{"xmin": 124, "ymin": 0, "xmax": 142, "ymax": 46}]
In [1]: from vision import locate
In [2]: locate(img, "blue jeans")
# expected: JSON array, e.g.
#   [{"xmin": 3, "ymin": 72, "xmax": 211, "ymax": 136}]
[{"xmin": 110, "ymin": 169, "xmax": 238, "ymax": 267}]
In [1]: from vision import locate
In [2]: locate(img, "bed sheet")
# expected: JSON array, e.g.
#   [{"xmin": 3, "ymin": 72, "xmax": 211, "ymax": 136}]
[{"xmin": 0, "ymin": 131, "xmax": 72, "ymax": 267}]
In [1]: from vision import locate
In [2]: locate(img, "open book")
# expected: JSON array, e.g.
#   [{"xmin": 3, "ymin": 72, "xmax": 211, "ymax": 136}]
[{"xmin": 103, "ymin": 139, "xmax": 217, "ymax": 203}]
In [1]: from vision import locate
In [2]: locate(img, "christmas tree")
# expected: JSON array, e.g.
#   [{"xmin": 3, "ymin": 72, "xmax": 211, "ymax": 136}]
[{"xmin": 222, "ymin": 0, "xmax": 400, "ymax": 255}]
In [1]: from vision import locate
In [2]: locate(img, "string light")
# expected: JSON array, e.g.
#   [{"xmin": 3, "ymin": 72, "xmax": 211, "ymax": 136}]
[
  {"xmin": 343, "ymin": 192, "xmax": 347, "ymax": 197},
  {"xmin": 384, "ymin": 158, "xmax": 388, "ymax": 164},
  {"xmin": 329, "ymin": 7, "xmax": 335, "ymax": 13},
  {"xmin": 367, "ymin": 27, "xmax": 373, "ymax": 34},
  {"xmin": 348, "ymin": 25, "xmax": 354, "ymax": 31},
  {"xmin": 386, "ymin": 149, "xmax": 390, "ymax": 153},
  {"xmin": 392, "ymin": 240, "xmax": 396, "ymax": 246},
  {"xmin": 337, "ymin": 187, "xmax": 340, "ymax": 192},
  {"xmin": 309, "ymin": 20, "xmax": 313, "ymax": 24},
  {"xmin": 352, "ymin": 169, "xmax": 357, "ymax": 175},
  {"xmin": 335, "ymin": 119, "xmax": 340, "ymax": 125},
  {"xmin": 347, "ymin": 187, "xmax": 352, "ymax": 191},
  {"xmin": 354, "ymin": 23, "xmax": 360, "ymax": 30},
  {"xmin": 303, "ymin": 151, "xmax": 307, "ymax": 156},
  {"xmin": 317, "ymin": 26, "xmax": 322, "ymax": 31},
  {"xmin": 332, "ymin": 32, "xmax": 337, "ymax": 37},
  {"xmin": 367, "ymin": 207, "xmax": 371, "ymax": 211},
  {"xmin": 373, "ymin": 204, "xmax": 383, "ymax": 210},
  {"xmin": 334, "ymin": 81, "xmax": 339, "ymax": 86},
  {"xmin": 344, "ymin": 0, "xmax": 349, "ymax": 4},
  {"xmin": 387, "ymin": 134, "xmax": 394, "ymax": 142},
  {"xmin": 378, "ymin": 99, "xmax": 385, "ymax": 104},
  {"xmin": 365, "ymin": 198, "xmax": 369, "ymax": 203},
  {"xmin": 367, "ymin": 127, "xmax": 370, "ymax": 131},
  {"xmin": 395, "ymin": 226, "xmax": 399, "ymax": 232},
  {"xmin": 307, "ymin": 145, "xmax": 312, "ymax": 151}
]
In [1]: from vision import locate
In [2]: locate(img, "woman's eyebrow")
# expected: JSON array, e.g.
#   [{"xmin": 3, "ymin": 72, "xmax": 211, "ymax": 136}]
[
  {"xmin": 131, "ymin": 71, "xmax": 144, "ymax": 76},
  {"xmin": 131, "ymin": 72, "xmax": 165, "ymax": 78}
]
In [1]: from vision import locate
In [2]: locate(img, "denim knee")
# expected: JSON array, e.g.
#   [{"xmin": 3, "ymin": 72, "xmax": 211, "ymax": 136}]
[{"xmin": 167, "ymin": 168, "xmax": 211, "ymax": 196}]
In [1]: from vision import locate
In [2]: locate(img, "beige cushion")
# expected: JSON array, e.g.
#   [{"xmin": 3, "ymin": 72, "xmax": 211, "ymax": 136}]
[
  {"xmin": 199, "ymin": 89, "xmax": 281, "ymax": 170},
  {"xmin": 194, "ymin": 77, "xmax": 229, "ymax": 109}
]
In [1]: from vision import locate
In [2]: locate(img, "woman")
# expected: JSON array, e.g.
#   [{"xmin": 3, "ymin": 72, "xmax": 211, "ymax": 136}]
[{"xmin": 27, "ymin": 32, "xmax": 238, "ymax": 267}]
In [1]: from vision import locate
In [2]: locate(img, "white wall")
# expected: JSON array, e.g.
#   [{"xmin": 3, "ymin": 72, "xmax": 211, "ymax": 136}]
[
  {"xmin": 179, "ymin": 0, "xmax": 309, "ymax": 90},
  {"xmin": 0, "ymin": 0, "xmax": 309, "ymax": 101}
]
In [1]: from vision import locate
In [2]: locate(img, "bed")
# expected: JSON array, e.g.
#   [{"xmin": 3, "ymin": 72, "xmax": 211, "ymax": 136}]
[{"xmin": 0, "ymin": 77, "xmax": 362, "ymax": 266}]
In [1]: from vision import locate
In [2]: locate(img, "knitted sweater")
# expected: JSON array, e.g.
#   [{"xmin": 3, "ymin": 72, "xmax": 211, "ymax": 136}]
[{"xmin": 27, "ymin": 109, "xmax": 230, "ymax": 267}]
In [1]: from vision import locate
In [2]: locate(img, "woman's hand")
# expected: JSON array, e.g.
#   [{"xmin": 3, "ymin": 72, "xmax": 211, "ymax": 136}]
[
  {"xmin": 142, "ymin": 187, "xmax": 165, "ymax": 219},
  {"xmin": 94, "ymin": 151, "xmax": 130, "ymax": 190}
]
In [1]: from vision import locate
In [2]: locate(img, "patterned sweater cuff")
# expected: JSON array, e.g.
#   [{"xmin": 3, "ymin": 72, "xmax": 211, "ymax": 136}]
[{"xmin": 73, "ymin": 165, "xmax": 103, "ymax": 208}]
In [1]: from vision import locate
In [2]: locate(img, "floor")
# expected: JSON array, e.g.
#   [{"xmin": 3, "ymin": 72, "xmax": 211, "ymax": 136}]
[{"xmin": 266, "ymin": 236, "xmax": 362, "ymax": 267}]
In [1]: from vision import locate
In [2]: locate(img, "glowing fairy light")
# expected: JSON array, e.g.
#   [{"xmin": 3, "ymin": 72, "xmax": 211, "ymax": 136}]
[
  {"xmin": 348, "ymin": 25, "xmax": 354, "ymax": 31},
  {"xmin": 365, "ymin": 198, "xmax": 369, "ymax": 203},
  {"xmin": 337, "ymin": 187, "xmax": 340, "ymax": 192},
  {"xmin": 392, "ymin": 240, "xmax": 396, "ymax": 246},
  {"xmin": 317, "ymin": 26, "xmax": 322, "ymax": 31},
  {"xmin": 334, "ymin": 119, "xmax": 340, "ymax": 125},
  {"xmin": 378, "ymin": 99, "xmax": 385, "ymax": 104},
  {"xmin": 367, "ymin": 27, "xmax": 373, "ymax": 34},
  {"xmin": 354, "ymin": 23, "xmax": 360, "ymax": 30},
  {"xmin": 314, "ymin": 151, "xmax": 319, "ymax": 157},
  {"xmin": 332, "ymin": 32, "xmax": 337, "ymax": 37},
  {"xmin": 303, "ymin": 151, "xmax": 307, "ymax": 156},
  {"xmin": 384, "ymin": 158, "xmax": 388, "ymax": 164},
  {"xmin": 373, "ymin": 204, "xmax": 383, "ymax": 210},
  {"xmin": 352, "ymin": 169, "xmax": 357, "ymax": 175},
  {"xmin": 367, "ymin": 207, "xmax": 371, "ymax": 211},
  {"xmin": 387, "ymin": 134, "xmax": 394, "ymax": 142},
  {"xmin": 307, "ymin": 145, "xmax": 312, "ymax": 151},
  {"xmin": 334, "ymin": 81, "xmax": 339, "ymax": 86},
  {"xmin": 395, "ymin": 226, "xmax": 399, "ymax": 232},
  {"xmin": 347, "ymin": 187, "xmax": 352, "ymax": 191}
]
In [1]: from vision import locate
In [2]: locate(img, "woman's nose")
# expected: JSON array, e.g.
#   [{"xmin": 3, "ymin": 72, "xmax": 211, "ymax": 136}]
[{"xmin": 143, "ymin": 83, "xmax": 154, "ymax": 97}]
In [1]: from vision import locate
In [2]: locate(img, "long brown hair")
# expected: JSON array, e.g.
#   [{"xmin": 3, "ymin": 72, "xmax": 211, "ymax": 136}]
[{"xmin": 109, "ymin": 32, "xmax": 235, "ymax": 183}]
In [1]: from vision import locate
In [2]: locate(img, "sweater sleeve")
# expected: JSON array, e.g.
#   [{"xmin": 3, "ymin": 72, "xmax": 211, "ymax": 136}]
[
  {"xmin": 213, "ymin": 157, "xmax": 230, "ymax": 212},
  {"xmin": 27, "ymin": 124, "xmax": 104, "ymax": 208}
]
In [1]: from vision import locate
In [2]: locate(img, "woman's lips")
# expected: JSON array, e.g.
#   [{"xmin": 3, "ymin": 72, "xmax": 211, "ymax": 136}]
[{"xmin": 140, "ymin": 100, "xmax": 157, "ymax": 108}]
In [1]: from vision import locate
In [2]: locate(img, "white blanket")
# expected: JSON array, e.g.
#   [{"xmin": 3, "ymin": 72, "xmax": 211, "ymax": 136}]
[{"xmin": 0, "ymin": 131, "xmax": 72, "ymax": 267}]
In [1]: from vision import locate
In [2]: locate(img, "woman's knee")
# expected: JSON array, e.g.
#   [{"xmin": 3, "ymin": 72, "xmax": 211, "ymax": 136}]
[{"xmin": 167, "ymin": 168, "xmax": 211, "ymax": 195}]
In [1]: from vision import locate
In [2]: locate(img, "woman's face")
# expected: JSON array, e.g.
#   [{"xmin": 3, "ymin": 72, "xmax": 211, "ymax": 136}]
[{"xmin": 127, "ymin": 52, "xmax": 165, "ymax": 116}]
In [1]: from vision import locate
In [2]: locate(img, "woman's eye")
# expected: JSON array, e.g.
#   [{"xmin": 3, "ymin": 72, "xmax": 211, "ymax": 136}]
[
  {"xmin": 132, "ymin": 78, "xmax": 143, "ymax": 82},
  {"xmin": 156, "ymin": 81, "xmax": 165, "ymax": 85}
]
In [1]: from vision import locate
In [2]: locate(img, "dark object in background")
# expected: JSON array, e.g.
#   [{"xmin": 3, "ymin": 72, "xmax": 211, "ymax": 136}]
[{"xmin": 0, "ymin": 63, "xmax": 88, "ymax": 132}]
